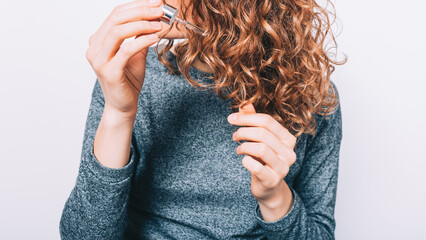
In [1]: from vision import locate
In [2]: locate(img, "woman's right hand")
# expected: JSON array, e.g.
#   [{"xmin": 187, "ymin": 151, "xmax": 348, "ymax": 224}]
[{"xmin": 86, "ymin": 0, "xmax": 164, "ymax": 117}]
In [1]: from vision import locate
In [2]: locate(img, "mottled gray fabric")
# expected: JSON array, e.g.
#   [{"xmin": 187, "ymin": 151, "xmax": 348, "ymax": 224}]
[{"xmin": 59, "ymin": 47, "xmax": 342, "ymax": 240}]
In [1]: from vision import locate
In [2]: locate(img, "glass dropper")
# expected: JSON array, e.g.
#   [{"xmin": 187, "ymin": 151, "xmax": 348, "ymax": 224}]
[{"xmin": 160, "ymin": 4, "xmax": 207, "ymax": 36}]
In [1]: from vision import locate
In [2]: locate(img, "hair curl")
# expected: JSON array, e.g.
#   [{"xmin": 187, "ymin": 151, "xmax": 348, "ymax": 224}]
[{"xmin": 156, "ymin": 0, "xmax": 346, "ymax": 137}]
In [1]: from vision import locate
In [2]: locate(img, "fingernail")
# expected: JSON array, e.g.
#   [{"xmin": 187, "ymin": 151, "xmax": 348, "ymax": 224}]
[
  {"xmin": 149, "ymin": 0, "xmax": 160, "ymax": 3},
  {"xmin": 150, "ymin": 21, "xmax": 162, "ymax": 29},
  {"xmin": 228, "ymin": 113, "xmax": 238, "ymax": 123},
  {"xmin": 151, "ymin": 7, "xmax": 163, "ymax": 14}
]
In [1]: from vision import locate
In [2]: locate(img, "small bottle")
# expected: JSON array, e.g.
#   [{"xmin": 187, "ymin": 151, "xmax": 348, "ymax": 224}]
[{"xmin": 160, "ymin": 4, "xmax": 207, "ymax": 36}]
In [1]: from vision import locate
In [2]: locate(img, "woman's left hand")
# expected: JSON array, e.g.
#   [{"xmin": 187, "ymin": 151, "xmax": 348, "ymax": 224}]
[{"xmin": 227, "ymin": 102, "xmax": 297, "ymax": 208}]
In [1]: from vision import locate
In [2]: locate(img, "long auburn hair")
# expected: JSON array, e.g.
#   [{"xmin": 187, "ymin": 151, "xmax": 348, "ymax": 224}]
[{"xmin": 156, "ymin": 0, "xmax": 346, "ymax": 137}]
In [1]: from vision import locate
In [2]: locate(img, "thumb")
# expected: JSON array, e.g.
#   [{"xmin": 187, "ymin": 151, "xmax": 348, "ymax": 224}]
[{"xmin": 239, "ymin": 101, "xmax": 256, "ymax": 114}]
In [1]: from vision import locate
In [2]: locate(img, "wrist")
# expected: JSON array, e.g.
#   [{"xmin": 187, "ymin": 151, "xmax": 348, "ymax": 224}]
[
  {"xmin": 93, "ymin": 106, "xmax": 136, "ymax": 169},
  {"xmin": 102, "ymin": 105, "xmax": 137, "ymax": 127},
  {"xmin": 258, "ymin": 181, "xmax": 294, "ymax": 222}
]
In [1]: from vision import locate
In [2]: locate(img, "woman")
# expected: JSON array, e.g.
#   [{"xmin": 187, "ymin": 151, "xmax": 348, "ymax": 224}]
[{"xmin": 60, "ymin": 0, "xmax": 344, "ymax": 239}]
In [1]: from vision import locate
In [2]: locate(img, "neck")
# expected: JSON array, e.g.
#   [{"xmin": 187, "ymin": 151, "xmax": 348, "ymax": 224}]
[{"xmin": 170, "ymin": 43, "xmax": 215, "ymax": 74}]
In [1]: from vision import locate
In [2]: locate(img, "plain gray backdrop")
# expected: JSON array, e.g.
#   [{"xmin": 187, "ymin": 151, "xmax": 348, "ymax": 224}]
[{"xmin": 1, "ymin": 0, "xmax": 425, "ymax": 239}]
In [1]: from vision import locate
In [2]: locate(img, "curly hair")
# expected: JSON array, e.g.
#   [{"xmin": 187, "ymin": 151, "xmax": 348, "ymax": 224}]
[{"xmin": 156, "ymin": 0, "xmax": 346, "ymax": 137}]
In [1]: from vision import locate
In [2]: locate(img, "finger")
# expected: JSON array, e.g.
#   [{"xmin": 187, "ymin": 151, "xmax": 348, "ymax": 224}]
[
  {"xmin": 114, "ymin": 0, "xmax": 156, "ymax": 12},
  {"xmin": 90, "ymin": 0, "xmax": 164, "ymax": 51},
  {"xmin": 106, "ymin": 4, "xmax": 164, "ymax": 27},
  {"xmin": 94, "ymin": 20, "xmax": 162, "ymax": 65},
  {"xmin": 241, "ymin": 155, "xmax": 278, "ymax": 187},
  {"xmin": 228, "ymin": 112, "xmax": 296, "ymax": 148},
  {"xmin": 237, "ymin": 142, "xmax": 288, "ymax": 175},
  {"xmin": 232, "ymin": 126, "xmax": 287, "ymax": 157},
  {"xmin": 233, "ymin": 126, "xmax": 297, "ymax": 166},
  {"xmin": 232, "ymin": 102, "xmax": 256, "ymax": 143},
  {"xmin": 109, "ymin": 33, "xmax": 158, "ymax": 70}
]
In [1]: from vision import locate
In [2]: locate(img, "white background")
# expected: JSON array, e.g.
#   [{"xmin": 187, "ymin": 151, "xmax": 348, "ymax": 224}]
[{"xmin": 0, "ymin": 0, "xmax": 425, "ymax": 239}]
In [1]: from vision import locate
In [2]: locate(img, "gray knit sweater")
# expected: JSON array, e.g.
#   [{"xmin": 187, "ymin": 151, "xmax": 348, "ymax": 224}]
[{"xmin": 59, "ymin": 47, "xmax": 342, "ymax": 240}]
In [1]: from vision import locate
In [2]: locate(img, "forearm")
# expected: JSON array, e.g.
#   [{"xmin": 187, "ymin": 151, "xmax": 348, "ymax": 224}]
[
  {"xmin": 60, "ymin": 104, "xmax": 138, "ymax": 239},
  {"xmin": 94, "ymin": 105, "xmax": 136, "ymax": 169},
  {"xmin": 60, "ymin": 79, "xmax": 139, "ymax": 239}
]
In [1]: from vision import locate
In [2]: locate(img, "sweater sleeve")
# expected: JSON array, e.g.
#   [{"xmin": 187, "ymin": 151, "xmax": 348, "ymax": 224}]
[
  {"xmin": 59, "ymin": 79, "xmax": 139, "ymax": 240},
  {"xmin": 254, "ymin": 83, "xmax": 343, "ymax": 239}
]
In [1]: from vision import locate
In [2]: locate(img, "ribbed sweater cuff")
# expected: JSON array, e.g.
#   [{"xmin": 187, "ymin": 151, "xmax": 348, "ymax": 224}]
[
  {"xmin": 255, "ymin": 187, "xmax": 301, "ymax": 232},
  {"xmin": 84, "ymin": 139, "xmax": 137, "ymax": 183}
]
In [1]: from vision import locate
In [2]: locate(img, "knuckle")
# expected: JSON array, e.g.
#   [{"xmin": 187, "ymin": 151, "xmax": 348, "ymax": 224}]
[
  {"xmin": 110, "ymin": 26, "xmax": 122, "ymax": 37},
  {"xmin": 88, "ymin": 34, "xmax": 95, "ymax": 45},
  {"xmin": 256, "ymin": 127, "xmax": 266, "ymax": 138},
  {"xmin": 136, "ymin": 4, "xmax": 151, "ymax": 15},
  {"xmin": 262, "ymin": 115, "xmax": 274, "ymax": 126},
  {"xmin": 257, "ymin": 143, "xmax": 267, "ymax": 155},
  {"xmin": 269, "ymin": 116, "xmax": 278, "ymax": 126},
  {"xmin": 289, "ymin": 151, "xmax": 297, "ymax": 165},
  {"xmin": 283, "ymin": 148, "xmax": 296, "ymax": 165},
  {"xmin": 140, "ymin": 20, "xmax": 153, "ymax": 29},
  {"xmin": 264, "ymin": 116, "xmax": 272, "ymax": 125},
  {"xmin": 252, "ymin": 164, "xmax": 262, "ymax": 175},
  {"xmin": 140, "ymin": 20, "xmax": 150, "ymax": 26},
  {"xmin": 281, "ymin": 164, "xmax": 289, "ymax": 176},
  {"xmin": 115, "ymin": 3, "xmax": 125, "ymax": 11},
  {"xmin": 112, "ymin": 5, "xmax": 121, "ymax": 13},
  {"xmin": 108, "ymin": 11, "xmax": 119, "ymax": 22},
  {"xmin": 85, "ymin": 48, "xmax": 93, "ymax": 62},
  {"xmin": 120, "ymin": 43, "xmax": 133, "ymax": 55},
  {"xmin": 291, "ymin": 137, "xmax": 297, "ymax": 147}
]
